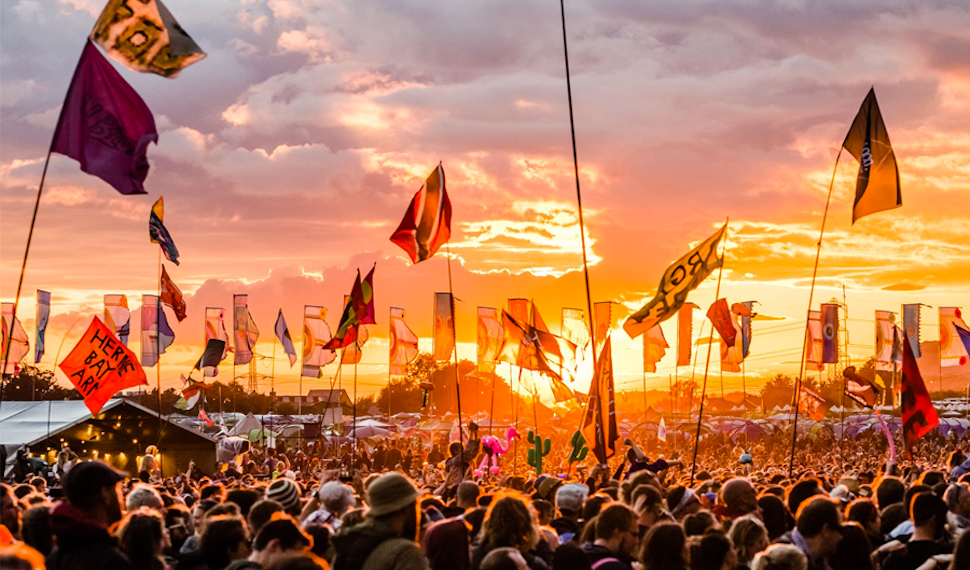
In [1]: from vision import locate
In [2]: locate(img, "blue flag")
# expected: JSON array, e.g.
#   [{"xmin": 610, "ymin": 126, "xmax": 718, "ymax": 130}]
[{"xmin": 149, "ymin": 197, "xmax": 180, "ymax": 265}]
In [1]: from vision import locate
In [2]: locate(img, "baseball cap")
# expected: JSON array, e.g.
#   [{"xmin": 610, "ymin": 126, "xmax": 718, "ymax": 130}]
[{"xmin": 62, "ymin": 460, "xmax": 127, "ymax": 506}]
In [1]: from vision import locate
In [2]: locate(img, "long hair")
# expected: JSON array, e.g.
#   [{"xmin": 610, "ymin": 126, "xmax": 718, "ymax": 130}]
[
  {"xmin": 478, "ymin": 493, "xmax": 539, "ymax": 552},
  {"xmin": 116, "ymin": 508, "xmax": 166, "ymax": 570},
  {"xmin": 640, "ymin": 522, "xmax": 688, "ymax": 570}
]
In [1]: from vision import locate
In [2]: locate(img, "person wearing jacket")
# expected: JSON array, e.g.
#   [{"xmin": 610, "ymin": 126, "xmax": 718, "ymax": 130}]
[{"xmin": 581, "ymin": 504, "xmax": 639, "ymax": 570}]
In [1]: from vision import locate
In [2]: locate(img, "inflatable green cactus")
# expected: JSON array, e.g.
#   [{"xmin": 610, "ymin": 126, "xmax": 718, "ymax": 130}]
[
  {"xmin": 567, "ymin": 430, "xmax": 589, "ymax": 464},
  {"xmin": 527, "ymin": 430, "xmax": 551, "ymax": 475}
]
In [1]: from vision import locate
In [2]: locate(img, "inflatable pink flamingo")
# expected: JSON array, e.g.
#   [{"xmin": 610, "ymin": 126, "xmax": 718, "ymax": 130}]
[{"xmin": 474, "ymin": 427, "xmax": 520, "ymax": 476}]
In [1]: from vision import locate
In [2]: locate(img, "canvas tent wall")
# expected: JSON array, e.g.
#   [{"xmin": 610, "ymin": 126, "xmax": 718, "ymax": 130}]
[{"xmin": 0, "ymin": 399, "xmax": 218, "ymax": 478}]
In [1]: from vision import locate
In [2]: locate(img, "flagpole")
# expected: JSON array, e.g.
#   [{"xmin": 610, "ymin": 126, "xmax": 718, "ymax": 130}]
[
  {"xmin": 789, "ymin": 149, "xmax": 843, "ymax": 478},
  {"xmin": 690, "ymin": 219, "xmax": 729, "ymax": 486},
  {"xmin": 353, "ymin": 343, "xmax": 358, "ymax": 469},
  {"xmin": 271, "ymin": 333, "xmax": 277, "ymax": 414},
  {"xmin": 156, "ymin": 250, "xmax": 163, "ymax": 454},
  {"xmin": 387, "ymin": 307, "xmax": 392, "ymax": 420},
  {"xmin": 444, "ymin": 243, "xmax": 466, "ymax": 481}
]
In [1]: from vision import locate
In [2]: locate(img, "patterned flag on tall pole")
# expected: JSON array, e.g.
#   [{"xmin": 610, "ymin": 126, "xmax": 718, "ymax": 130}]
[
  {"xmin": 584, "ymin": 337, "xmax": 618, "ymax": 464},
  {"xmin": 175, "ymin": 375, "xmax": 210, "ymax": 410},
  {"xmin": 160, "ymin": 265, "xmax": 186, "ymax": 321},
  {"xmin": 821, "ymin": 303, "xmax": 840, "ymax": 364},
  {"xmin": 149, "ymin": 198, "xmax": 180, "ymax": 265},
  {"xmin": 903, "ymin": 304, "xmax": 922, "ymax": 358},
  {"xmin": 274, "ymin": 310, "xmax": 298, "ymax": 367},
  {"xmin": 203, "ymin": 308, "xmax": 229, "ymax": 376},
  {"xmin": 90, "ymin": 0, "xmax": 206, "ymax": 78},
  {"xmin": 302, "ymin": 306, "xmax": 336, "ymax": 378},
  {"xmin": 939, "ymin": 307, "xmax": 969, "ymax": 367},
  {"xmin": 875, "ymin": 311, "xmax": 896, "ymax": 371},
  {"xmin": 35, "ymin": 290, "xmax": 50, "ymax": 364},
  {"xmin": 193, "ymin": 339, "xmax": 227, "ymax": 376},
  {"xmin": 900, "ymin": 333, "xmax": 939, "ymax": 457},
  {"xmin": 103, "ymin": 294, "xmax": 131, "ymax": 346},
  {"xmin": 476, "ymin": 307, "xmax": 503, "ymax": 374},
  {"xmin": 842, "ymin": 88, "xmax": 901, "ymax": 224},
  {"xmin": 594, "ymin": 301, "xmax": 613, "ymax": 354},
  {"xmin": 389, "ymin": 307, "xmax": 419, "ymax": 376},
  {"xmin": 734, "ymin": 301, "xmax": 756, "ymax": 358},
  {"xmin": 340, "ymin": 295, "xmax": 368, "ymax": 365},
  {"xmin": 140, "ymin": 295, "xmax": 174, "ymax": 367},
  {"xmin": 677, "ymin": 303, "xmax": 696, "ymax": 366},
  {"xmin": 497, "ymin": 311, "xmax": 561, "ymax": 379},
  {"xmin": 51, "ymin": 41, "xmax": 158, "ymax": 195},
  {"xmin": 643, "ymin": 325, "xmax": 668, "ymax": 374},
  {"xmin": 805, "ymin": 310, "xmax": 824, "ymax": 372},
  {"xmin": 799, "ymin": 387, "xmax": 832, "ymax": 421},
  {"xmin": 531, "ymin": 303, "xmax": 576, "ymax": 374},
  {"xmin": 706, "ymin": 299, "xmax": 737, "ymax": 346},
  {"xmin": 561, "ymin": 308, "xmax": 590, "ymax": 361},
  {"xmin": 433, "ymin": 292, "xmax": 456, "ymax": 361},
  {"xmin": 509, "ymin": 299, "xmax": 530, "ymax": 324},
  {"xmin": 1, "ymin": 303, "xmax": 29, "ymax": 374},
  {"xmin": 843, "ymin": 367, "xmax": 880, "ymax": 408},
  {"xmin": 624, "ymin": 224, "xmax": 726, "ymax": 338},
  {"xmin": 233, "ymin": 295, "xmax": 259, "ymax": 365},
  {"xmin": 390, "ymin": 163, "xmax": 452, "ymax": 264},
  {"xmin": 323, "ymin": 266, "xmax": 376, "ymax": 350}
]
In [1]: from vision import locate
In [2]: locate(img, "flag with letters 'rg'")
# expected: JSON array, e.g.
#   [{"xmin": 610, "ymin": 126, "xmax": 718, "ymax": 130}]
[{"xmin": 59, "ymin": 317, "xmax": 147, "ymax": 414}]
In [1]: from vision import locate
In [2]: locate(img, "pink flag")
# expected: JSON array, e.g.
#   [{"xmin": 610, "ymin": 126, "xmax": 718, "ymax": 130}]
[{"xmin": 51, "ymin": 41, "xmax": 158, "ymax": 195}]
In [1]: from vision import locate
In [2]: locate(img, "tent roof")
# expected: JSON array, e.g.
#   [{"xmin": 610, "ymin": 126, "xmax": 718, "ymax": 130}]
[{"xmin": 228, "ymin": 412, "xmax": 262, "ymax": 437}]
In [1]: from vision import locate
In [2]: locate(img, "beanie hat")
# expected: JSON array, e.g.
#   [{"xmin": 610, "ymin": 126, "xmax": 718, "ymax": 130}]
[
  {"xmin": 266, "ymin": 478, "xmax": 302, "ymax": 512},
  {"xmin": 556, "ymin": 483, "xmax": 589, "ymax": 514},
  {"xmin": 365, "ymin": 472, "xmax": 419, "ymax": 517}
]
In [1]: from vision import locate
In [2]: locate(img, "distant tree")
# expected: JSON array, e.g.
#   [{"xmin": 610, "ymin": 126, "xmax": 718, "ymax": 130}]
[{"xmin": 2, "ymin": 366, "xmax": 80, "ymax": 401}]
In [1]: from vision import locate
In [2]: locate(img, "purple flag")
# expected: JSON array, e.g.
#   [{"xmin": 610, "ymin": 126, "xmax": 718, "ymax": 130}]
[{"xmin": 51, "ymin": 41, "xmax": 158, "ymax": 195}]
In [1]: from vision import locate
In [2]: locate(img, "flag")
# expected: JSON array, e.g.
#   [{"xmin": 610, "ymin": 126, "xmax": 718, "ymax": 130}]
[
  {"xmin": 390, "ymin": 163, "xmax": 452, "ymax": 263},
  {"xmin": 323, "ymin": 267, "xmax": 376, "ymax": 350},
  {"xmin": 141, "ymin": 295, "xmax": 174, "ymax": 367},
  {"xmin": 160, "ymin": 265, "xmax": 186, "ymax": 321},
  {"xmin": 799, "ymin": 387, "xmax": 832, "ymax": 421},
  {"xmin": 842, "ymin": 88, "xmax": 901, "ymax": 223},
  {"xmin": 903, "ymin": 304, "xmax": 922, "ymax": 358},
  {"xmin": 643, "ymin": 325, "xmax": 668, "ymax": 373},
  {"xmin": 892, "ymin": 326, "xmax": 904, "ymax": 370},
  {"xmin": 594, "ymin": 301, "xmax": 613, "ymax": 353},
  {"xmin": 939, "ymin": 307, "xmax": 969, "ymax": 367},
  {"xmin": 302, "ymin": 305, "xmax": 336, "ymax": 378},
  {"xmin": 874, "ymin": 310, "xmax": 895, "ymax": 371},
  {"xmin": 821, "ymin": 303, "xmax": 839, "ymax": 363},
  {"xmin": 498, "ymin": 311, "xmax": 560, "ymax": 378},
  {"xmin": 548, "ymin": 375, "xmax": 576, "ymax": 403},
  {"xmin": 103, "ymin": 294, "xmax": 131, "ymax": 346},
  {"xmin": 194, "ymin": 339, "xmax": 227, "ymax": 375},
  {"xmin": 35, "ymin": 290, "xmax": 51, "ymax": 364},
  {"xmin": 390, "ymin": 307, "xmax": 419, "ymax": 376},
  {"xmin": 955, "ymin": 326, "xmax": 970, "ymax": 363},
  {"xmin": 509, "ymin": 299, "xmax": 530, "ymax": 324},
  {"xmin": 476, "ymin": 307, "xmax": 503, "ymax": 374},
  {"xmin": 233, "ymin": 294, "xmax": 259, "ymax": 365},
  {"xmin": 149, "ymin": 198, "xmax": 180, "ymax": 265},
  {"xmin": 174, "ymin": 375, "xmax": 210, "ymax": 410},
  {"xmin": 707, "ymin": 299, "xmax": 737, "ymax": 346},
  {"xmin": 274, "ymin": 310, "xmax": 298, "ymax": 367},
  {"xmin": 733, "ymin": 301, "xmax": 756, "ymax": 358},
  {"xmin": 676, "ymin": 303, "xmax": 696, "ymax": 366},
  {"xmin": 805, "ymin": 310, "xmax": 824, "ymax": 372},
  {"xmin": 433, "ymin": 292, "xmax": 456, "ymax": 361},
  {"xmin": 199, "ymin": 408, "xmax": 214, "ymax": 427},
  {"xmin": 624, "ymin": 224, "xmax": 726, "ymax": 338},
  {"xmin": 658, "ymin": 417, "xmax": 667, "ymax": 442},
  {"xmin": 203, "ymin": 308, "xmax": 229, "ymax": 376},
  {"xmin": 52, "ymin": 41, "xmax": 157, "ymax": 195},
  {"xmin": 59, "ymin": 316, "xmax": 147, "ymax": 413},
  {"xmin": 561, "ymin": 308, "xmax": 590, "ymax": 361},
  {"xmin": 341, "ymin": 294, "xmax": 368, "ymax": 365},
  {"xmin": 843, "ymin": 366, "xmax": 880, "ymax": 408},
  {"xmin": 531, "ymin": 303, "xmax": 576, "ymax": 375},
  {"xmin": 90, "ymin": 0, "xmax": 206, "ymax": 78},
  {"xmin": 1, "ymin": 304, "xmax": 30, "ymax": 375},
  {"xmin": 900, "ymin": 333, "xmax": 939, "ymax": 457},
  {"xmin": 584, "ymin": 337, "xmax": 618, "ymax": 464}
]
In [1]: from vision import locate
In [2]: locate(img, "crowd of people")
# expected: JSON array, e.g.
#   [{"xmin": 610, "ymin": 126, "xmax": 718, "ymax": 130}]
[{"xmin": 3, "ymin": 420, "xmax": 970, "ymax": 570}]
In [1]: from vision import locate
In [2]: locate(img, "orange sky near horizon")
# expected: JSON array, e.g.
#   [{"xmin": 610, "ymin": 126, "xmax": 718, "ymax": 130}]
[{"xmin": 1, "ymin": 0, "xmax": 969, "ymax": 404}]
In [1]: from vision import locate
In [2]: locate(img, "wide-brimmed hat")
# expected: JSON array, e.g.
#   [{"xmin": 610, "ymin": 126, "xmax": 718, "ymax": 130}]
[{"xmin": 366, "ymin": 473, "xmax": 419, "ymax": 517}]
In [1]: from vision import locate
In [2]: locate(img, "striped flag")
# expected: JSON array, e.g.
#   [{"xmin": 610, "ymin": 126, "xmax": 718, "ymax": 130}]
[
  {"xmin": 323, "ymin": 267, "xmax": 376, "ymax": 350},
  {"xmin": 233, "ymin": 294, "xmax": 259, "ymax": 366},
  {"xmin": 149, "ymin": 198, "xmax": 180, "ymax": 265},
  {"xmin": 390, "ymin": 307, "xmax": 419, "ymax": 376},
  {"xmin": 1, "ymin": 303, "xmax": 29, "ymax": 374},
  {"xmin": 433, "ymin": 292, "xmax": 455, "ymax": 361},
  {"xmin": 35, "ymin": 290, "xmax": 50, "ymax": 364},
  {"xmin": 390, "ymin": 163, "xmax": 452, "ymax": 264},
  {"xmin": 140, "ymin": 295, "xmax": 174, "ymax": 367},
  {"xmin": 274, "ymin": 310, "xmax": 298, "ymax": 367},
  {"xmin": 104, "ymin": 294, "xmax": 131, "ymax": 346}
]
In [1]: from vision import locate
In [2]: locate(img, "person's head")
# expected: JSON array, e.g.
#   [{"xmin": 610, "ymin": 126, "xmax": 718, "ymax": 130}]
[
  {"xmin": 250, "ymin": 515, "xmax": 312, "ymax": 567},
  {"xmin": 556, "ymin": 483, "xmax": 588, "ymax": 521},
  {"xmin": 794, "ymin": 498, "xmax": 843, "ymax": 559},
  {"xmin": 249, "ymin": 499, "xmax": 285, "ymax": 537},
  {"xmin": 845, "ymin": 498, "xmax": 879, "ymax": 536},
  {"xmin": 116, "ymin": 507, "xmax": 167, "ymax": 570},
  {"xmin": 640, "ymin": 522, "xmax": 688, "ymax": 570},
  {"xmin": 750, "ymin": 544, "xmax": 807, "ymax": 570},
  {"xmin": 829, "ymin": 522, "xmax": 873, "ymax": 570},
  {"xmin": 593, "ymin": 504, "xmax": 639, "ymax": 557},
  {"xmin": 20, "ymin": 505, "xmax": 52, "ymax": 556},
  {"xmin": 225, "ymin": 488, "xmax": 260, "ymax": 517},
  {"xmin": 683, "ymin": 510, "xmax": 719, "ymax": 537},
  {"xmin": 0, "ymin": 484, "xmax": 23, "ymax": 537},
  {"xmin": 667, "ymin": 486, "xmax": 701, "ymax": 520},
  {"xmin": 456, "ymin": 481, "xmax": 481, "ymax": 510},
  {"xmin": 786, "ymin": 478, "xmax": 823, "ymax": 517},
  {"xmin": 481, "ymin": 546, "xmax": 529, "ymax": 570},
  {"xmin": 944, "ymin": 483, "xmax": 970, "ymax": 518},
  {"xmin": 689, "ymin": 531, "xmax": 736, "ymax": 570},
  {"xmin": 874, "ymin": 476, "xmax": 905, "ymax": 510},
  {"xmin": 126, "ymin": 484, "xmax": 164, "ymax": 513},
  {"xmin": 200, "ymin": 483, "xmax": 226, "ymax": 502},
  {"xmin": 449, "ymin": 442, "xmax": 462, "ymax": 457},
  {"xmin": 951, "ymin": 526, "xmax": 970, "ymax": 570},
  {"xmin": 266, "ymin": 478, "xmax": 303, "ymax": 516},
  {"xmin": 729, "ymin": 514, "xmax": 769, "ymax": 565},
  {"xmin": 199, "ymin": 515, "xmax": 250, "ymax": 569},
  {"xmin": 630, "ymin": 484, "xmax": 665, "ymax": 531},
  {"xmin": 533, "ymin": 499, "xmax": 554, "ymax": 525},
  {"xmin": 61, "ymin": 460, "xmax": 126, "ymax": 525},
  {"xmin": 910, "ymin": 491, "xmax": 947, "ymax": 540},
  {"xmin": 480, "ymin": 494, "xmax": 539, "ymax": 552},
  {"xmin": 365, "ymin": 472, "xmax": 421, "ymax": 542},
  {"xmin": 721, "ymin": 478, "xmax": 760, "ymax": 515},
  {"xmin": 879, "ymin": 502, "xmax": 907, "ymax": 536},
  {"xmin": 757, "ymin": 494, "xmax": 790, "ymax": 540},
  {"xmin": 27, "ymin": 477, "xmax": 46, "ymax": 494},
  {"xmin": 318, "ymin": 481, "xmax": 356, "ymax": 516},
  {"xmin": 165, "ymin": 504, "xmax": 193, "ymax": 552}
]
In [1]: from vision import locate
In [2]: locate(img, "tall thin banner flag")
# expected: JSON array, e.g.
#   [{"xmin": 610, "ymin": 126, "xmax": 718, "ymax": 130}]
[
  {"xmin": 141, "ymin": 295, "xmax": 174, "ymax": 367},
  {"xmin": 734, "ymin": 301, "xmax": 755, "ymax": 358},
  {"xmin": 433, "ymin": 292, "xmax": 456, "ymax": 361},
  {"xmin": 594, "ymin": 301, "xmax": 612, "ymax": 353},
  {"xmin": 302, "ymin": 306, "xmax": 336, "ymax": 378},
  {"xmin": 658, "ymin": 417, "xmax": 667, "ymax": 442},
  {"xmin": 955, "ymin": 326, "xmax": 970, "ymax": 363},
  {"xmin": 805, "ymin": 310, "xmax": 824, "ymax": 372},
  {"xmin": 676, "ymin": 303, "xmax": 696, "ymax": 366},
  {"xmin": 390, "ymin": 164, "xmax": 452, "ymax": 264},
  {"xmin": 340, "ymin": 295, "xmax": 368, "ymax": 365},
  {"xmin": 874, "ymin": 311, "xmax": 895, "ymax": 371},
  {"xmin": 584, "ymin": 337, "xmax": 618, "ymax": 464},
  {"xmin": 59, "ymin": 317, "xmax": 147, "ymax": 414},
  {"xmin": 35, "ymin": 290, "xmax": 51, "ymax": 364},
  {"xmin": 821, "ymin": 303, "xmax": 839, "ymax": 364},
  {"xmin": 532, "ymin": 303, "xmax": 574, "ymax": 372},
  {"xmin": 233, "ymin": 295, "xmax": 259, "ymax": 365},
  {"xmin": 90, "ymin": 0, "xmax": 206, "ymax": 78},
  {"xmin": 643, "ymin": 325, "xmax": 668, "ymax": 374},
  {"xmin": 719, "ymin": 312, "xmax": 743, "ymax": 374},
  {"xmin": 203, "ymin": 308, "xmax": 229, "ymax": 376},
  {"xmin": 561, "ymin": 308, "xmax": 590, "ymax": 360},
  {"xmin": 842, "ymin": 88, "xmax": 901, "ymax": 224},
  {"xmin": 509, "ymin": 299, "xmax": 530, "ymax": 324},
  {"xmin": 903, "ymin": 304, "xmax": 922, "ymax": 358},
  {"xmin": 103, "ymin": 294, "xmax": 131, "ymax": 346},
  {"xmin": 1, "ymin": 303, "xmax": 30, "ymax": 374},
  {"xmin": 149, "ymin": 198, "xmax": 180, "ymax": 265},
  {"xmin": 624, "ymin": 224, "xmax": 726, "ymax": 338},
  {"xmin": 274, "ymin": 310, "xmax": 298, "ymax": 367},
  {"xmin": 323, "ymin": 267, "xmax": 376, "ymax": 350},
  {"xmin": 939, "ymin": 307, "xmax": 969, "ymax": 367},
  {"xmin": 52, "ymin": 41, "xmax": 158, "ymax": 195},
  {"xmin": 389, "ymin": 308, "xmax": 419, "ymax": 376},
  {"xmin": 160, "ymin": 265, "xmax": 186, "ymax": 321},
  {"xmin": 900, "ymin": 333, "xmax": 939, "ymax": 457},
  {"xmin": 706, "ymin": 299, "xmax": 737, "ymax": 346},
  {"xmin": 476, "ymin": 307, "xmax": 502, "ymax": 374}
]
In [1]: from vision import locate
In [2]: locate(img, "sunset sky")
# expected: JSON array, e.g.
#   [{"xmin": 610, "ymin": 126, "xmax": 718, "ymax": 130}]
[{"xmin": 1, "ymin": 0, "xmax": 968, "ymax": 403}]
